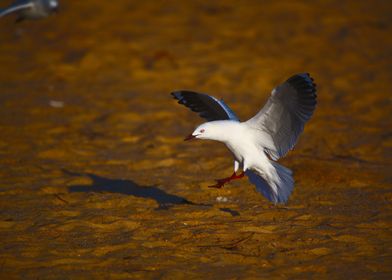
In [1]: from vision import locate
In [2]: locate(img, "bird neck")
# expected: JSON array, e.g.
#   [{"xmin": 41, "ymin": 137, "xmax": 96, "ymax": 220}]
[{"xmin": 205, "ymin": 121, "xmax": 240, "ymax": 143}]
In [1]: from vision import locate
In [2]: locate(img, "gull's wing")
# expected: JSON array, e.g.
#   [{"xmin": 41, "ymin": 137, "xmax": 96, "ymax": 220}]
[
  {"xmin": 245, "ymin": 73, "xmax": 317, "ymax": 160},
  {"xmin": 0, "ymin": 2, "xmax": 33, "ymax": 18},
  {"xmin": 171, "ymin": 90, "xmax": 239, "ymax": 121}
]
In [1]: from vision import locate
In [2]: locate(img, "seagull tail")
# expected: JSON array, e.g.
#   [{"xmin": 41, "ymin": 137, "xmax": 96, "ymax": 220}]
[
  {"xmin": 246, "ymin": 162, "xmax": 294, "ymax": 204},
  {"xmin": 271, "ymin": 162, "xmax": 294, "ymax": 203}
]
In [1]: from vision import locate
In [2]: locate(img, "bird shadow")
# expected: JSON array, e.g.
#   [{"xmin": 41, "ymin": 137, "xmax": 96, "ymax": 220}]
[{"xmin": 63, "ymin": 169, "xmax": 206, "ymax": 210}]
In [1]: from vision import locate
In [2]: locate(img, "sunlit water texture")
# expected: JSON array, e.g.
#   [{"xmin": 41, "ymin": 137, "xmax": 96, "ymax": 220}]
[{"xmin": 0, "ymin": 0, "xmax": 391, "ymax": 278}]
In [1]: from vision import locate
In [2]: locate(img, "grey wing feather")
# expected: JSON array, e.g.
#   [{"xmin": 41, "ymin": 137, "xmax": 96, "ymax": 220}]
[
  {"xmin": 171, "ymin": 90, "xmax": 239, "ymax": 121},
  {"xmin": 246, "ymin": 73, "xmax": 317, "ymax": 160},
  {"xmin": 0, "ymin": 3, "xmax": 33, "ymax": 18}
]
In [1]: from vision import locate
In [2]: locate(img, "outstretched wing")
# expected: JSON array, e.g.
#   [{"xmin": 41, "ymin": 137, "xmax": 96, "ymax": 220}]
[
  {"xmin": 246, "ymin": 73, "xmax": 317, "ymax": 160},
  {"xmin": 171, "ymin": 90, "xmax": 239, "ymax": 121},
  {"xmin": 0, "ymin": 2, "xmax": 33, "ymax": 18}
]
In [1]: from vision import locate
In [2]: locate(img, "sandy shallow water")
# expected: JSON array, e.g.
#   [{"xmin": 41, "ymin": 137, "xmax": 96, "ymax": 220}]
[{"xmin": 0, "ymin": 0, "xmax": 391, "ymax": 278}]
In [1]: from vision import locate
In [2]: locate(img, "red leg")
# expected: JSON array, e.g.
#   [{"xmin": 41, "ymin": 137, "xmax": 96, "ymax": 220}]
[{"xmin": 208, "ymin": 171, "xmax": 245, "ymax": 188}]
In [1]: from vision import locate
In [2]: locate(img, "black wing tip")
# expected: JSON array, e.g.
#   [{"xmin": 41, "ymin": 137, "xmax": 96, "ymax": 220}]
[
  {"xmin": 170, "ymin": 90, "xmax": 216, "ymax": 121},
  {"xmin": 287, "ymin": 73, "xmax": 317, "ymax": 95},
  {"xmin": 286, "ymin": 73, "xmax": 317, "ymax": 119},
  {"xmin": 171, "ymin": 91, "xmax": 178, "ymax": 98},
  {"xmin": 170, "ymin": 90, "xmax": 235, "ymax": 122},
  {"xmin": 171, "ymin": 91, "xmax": 194, "ymax": 104},
  {"xmin": 171, "ymin": 90, "xmax": 205, "ymax": 99},
  {"xmin": 171, "ymin": 90, "xmax": 185, "ymax": 98}
]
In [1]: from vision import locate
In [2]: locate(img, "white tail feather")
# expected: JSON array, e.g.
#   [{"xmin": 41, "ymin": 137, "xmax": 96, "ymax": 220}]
[{"xmin": 246, "ymin": 162, "xmax": 294, "ymax": 204}]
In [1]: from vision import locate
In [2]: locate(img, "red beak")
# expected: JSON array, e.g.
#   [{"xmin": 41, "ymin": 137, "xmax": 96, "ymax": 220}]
[{"xmin": 184, "ymin": 134, "xmax": 196, "ymax": 141}]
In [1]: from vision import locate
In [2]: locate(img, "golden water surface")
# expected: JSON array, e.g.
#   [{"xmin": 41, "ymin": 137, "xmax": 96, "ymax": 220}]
[{"xmin": 0, "ymin": 0, "xmax": 391, "ymax": 278}]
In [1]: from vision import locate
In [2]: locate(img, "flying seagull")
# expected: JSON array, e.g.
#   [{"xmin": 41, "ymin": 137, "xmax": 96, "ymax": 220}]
[
  {"xmin": 0, "ymin": 0, "xmax": 59, "ymax": 22},
  {"xmin": 171, "ymin": 73, "xmax": 317, "ymax": 204}
]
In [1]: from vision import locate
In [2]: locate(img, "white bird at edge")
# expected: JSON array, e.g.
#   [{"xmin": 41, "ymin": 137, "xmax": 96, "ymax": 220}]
[{"xmin": 171, "ymin": 73, "xmax": 317, "ymax": 204}]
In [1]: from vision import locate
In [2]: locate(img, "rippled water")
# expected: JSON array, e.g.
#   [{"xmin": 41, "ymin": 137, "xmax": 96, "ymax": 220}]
[{"xmin": 0, "ymin": 0, "xmax": 391, "ymax": 278}]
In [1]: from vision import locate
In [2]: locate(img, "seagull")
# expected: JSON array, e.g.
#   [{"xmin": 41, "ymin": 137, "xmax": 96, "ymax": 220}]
[
  {"xmin": 0, "ymin": 0, "xmax": 59, "ymax": 22},
  {"xmin": 171, "ymin": 73, "xmax": 317, "ymax": 204}
]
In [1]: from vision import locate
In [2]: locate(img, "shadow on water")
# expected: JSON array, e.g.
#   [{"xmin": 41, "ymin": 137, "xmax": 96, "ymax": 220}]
[
  {"xmin": 219, "ymin": 208, "xmax": 240, "ymax": 217},
  {"xmin": 62, "ymin": 170, "xmax": 240, "ymax": 214},
  {"xmin": 63, "ymin": 169, "xmax": 205, "ymax": 210}
]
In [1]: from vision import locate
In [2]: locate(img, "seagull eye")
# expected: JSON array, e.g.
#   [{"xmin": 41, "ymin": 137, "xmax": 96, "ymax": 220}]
[{"xmin": 200, "ymin": 129, "xmax": 205, "ymax": 133}]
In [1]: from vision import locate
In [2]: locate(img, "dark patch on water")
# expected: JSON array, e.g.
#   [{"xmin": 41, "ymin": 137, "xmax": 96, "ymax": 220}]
[
  {"xmin": 63, "ymin": 169, "xmax": 197, "ymax": 209},
  {"xmin": 219, "ymin": 208, "xmax": 240, "ymax": 216}
]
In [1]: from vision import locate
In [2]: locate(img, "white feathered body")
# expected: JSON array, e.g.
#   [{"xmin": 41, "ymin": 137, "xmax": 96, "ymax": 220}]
[
  {"xmin": 172, "ymin": 73, "xmax": 316, "ymax": 204},
  {"xmin": 206, "ymin": 121, "xmax": 268, "ymax": 169},
  {"xmin": 198, "ymin": 120, "xmax": 292, "ymax": 203}
]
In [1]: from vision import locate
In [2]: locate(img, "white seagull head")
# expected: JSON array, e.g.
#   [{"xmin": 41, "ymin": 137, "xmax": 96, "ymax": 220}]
[{"xmin": 185, "ymin": 122, "xmax": 214, "ymax": 141}]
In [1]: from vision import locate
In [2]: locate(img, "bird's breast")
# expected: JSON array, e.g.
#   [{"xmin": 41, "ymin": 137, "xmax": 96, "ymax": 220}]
[
  {"xmin": 225, "ymin": 138, "xmax": 257, "ymax": 164},
  {"xmin": 225, "ymin": 142, "xmax": 244, "ymax": 162},
  {"xmin": 224, "ymin": 124, "xmax": 268, "ymax": 166}
]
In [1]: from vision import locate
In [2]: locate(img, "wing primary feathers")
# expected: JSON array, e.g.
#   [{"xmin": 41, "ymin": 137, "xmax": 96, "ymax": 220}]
[
  {"xmin": 171, "ymin": 90, "xmax": 239, "ymax": 121},
  {"xmin": 246, "ymin": 73, "xmax": 317, "ymax": 160}
]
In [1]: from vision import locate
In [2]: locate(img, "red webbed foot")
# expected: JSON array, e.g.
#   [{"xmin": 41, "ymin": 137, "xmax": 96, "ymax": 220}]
[{"xmin": 208, "ymin": 172, "xmax": 245, "ymax": 188}]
